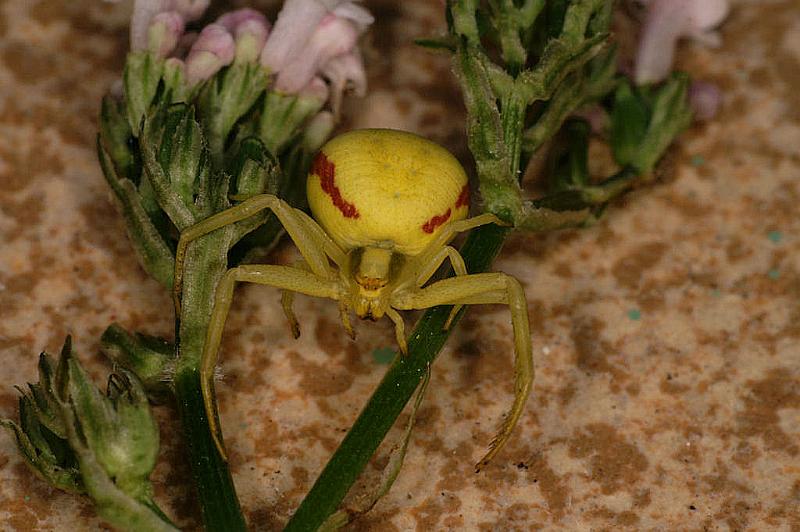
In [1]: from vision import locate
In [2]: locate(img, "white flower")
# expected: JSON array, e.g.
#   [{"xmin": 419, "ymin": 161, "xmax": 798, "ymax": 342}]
[
  {"xmin": 634, "ymin": 0, "xmax": 730, "ymax": 84},
  {"xmin": 261, "ymin": 0, "xmax": 373, "ymax": 95}
]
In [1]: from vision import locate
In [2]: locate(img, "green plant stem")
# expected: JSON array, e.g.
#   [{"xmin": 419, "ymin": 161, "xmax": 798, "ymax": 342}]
[
  {"xmin": 285, "ymin": 223, "xmax": 509, "ymax": 532},
  {"xmin": 174, "ymin": 230, "xmax": 247, "ymax": 532},
  {"xmin": 173, "ymin": 371, "xmax": 245, "ymax": 531}
]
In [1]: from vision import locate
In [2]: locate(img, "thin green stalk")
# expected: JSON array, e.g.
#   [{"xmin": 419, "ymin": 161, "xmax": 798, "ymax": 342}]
[
  {"xmin": 173, "ymin": 372, "xmax": 245, "ymax": 530},
  {"xmin": 285, "ymin": 223, "xmax": 509, "ymax": 531},
  {"xmin": 174, "ymin": 230, "xmax": 247, "ymax": 532}
]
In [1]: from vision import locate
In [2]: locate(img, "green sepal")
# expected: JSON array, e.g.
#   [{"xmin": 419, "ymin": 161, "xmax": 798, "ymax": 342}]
[
  {"xmin": 100, "ymin": 324, "xmax": 175, "ymax": 400},
  {"xmin": 198, "ymin": 62, "xmax": 269, "ymax": 161},
  {"xmin": 3, "ymin": 337, "xmax": 177, "ymax": 530},
  {"xmin": 449, "ymin": 0, "xmax": 481, "ymax": 44},
  {"xmin": 610, "ymin": 81, "xmax": 650, "ymax": 168},
  {"xmin": 548, "ymin": 118, "xmax": 590, "ymax": 191},
  {"xmin": 2, "ymin": 353, "xmax": 83, "ymax": 494},
  {"xmin": 62, "ymin": 362, "xmax": 157, "ymax": 495},
  {"xmin": 632, "ymin": 73, "xmax": 693, "ymax": 173},
  {"xmin": 124, "ymin": 52, "xmax": 164, "ymax": 137},
  {"xmin": 140, "ymin": 104, "xmax": 203, "ymax": 229},
  {"xmin": 611, "ymin": 74, "xmax": 692, "ymax": 174},
  {"xmin": 229, "ymin": 136, "xmax": 280, "ymax": 199},
  {"xmin": 259, "ymin": 91, "xmax": 326, "ymax": 156},
  {"xmin": 100, "ymin": 95, "xmax": 136, "ymax": 182},
  {"xmin": 157, "ymin": 103, "xmax": 209, "ymax": 214},
  {"xmin": 98, "ymin": 136, "xmax": 176, "ymax": 288},
  {"xmin": 162, "ymin": 59, "xmax": 192, "ymax": 105}
]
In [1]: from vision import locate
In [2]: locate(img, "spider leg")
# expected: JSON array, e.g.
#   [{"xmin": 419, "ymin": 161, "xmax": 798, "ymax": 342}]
[
  {"xmin": 281, "ymin": 290, "xmax": 301, "ymax": 339},
  {"xmin": 407, "ymin": 245, "xmax": 468, "ymax": 331},
  {"xmin": 174, "ymin": 194, "xmax": 345, "ymax": 314},
  {"xmin": 280, "ymin": 260, "xmax": 312, "ymax": 339},
  {"xmin": 202, "ymin": 264, "xmax": 341, "ymax": 460},
  {"xmin": 417, "ymin": 213, "xmax": 505, "ymax": 261},
  {"xmin": 392, "ymin": 272, "xmax": 533, "ymax": 471},
  {"xmin": 339, "ymin": 300, "xmax": 356, "ymax": 340},
  {"xmin": 385, "ymin": 307, "xmax": 407, "ymax": 355}
]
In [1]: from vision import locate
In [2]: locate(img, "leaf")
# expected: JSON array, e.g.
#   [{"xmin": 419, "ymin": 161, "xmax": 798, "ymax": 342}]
[
  {"xmin": 139, "ymin": 105, "xmax": 201, "ymax": 229},
  {"xmin": 100, "ymin": 324, "xmax": 175, "ymax": 399},
  {"xmin": 610, "ymin": 81, "xmax": 650, "ymax": 168},
  {"xmin": 98, "ymin": 137, "xmax": 176, "ymax": 288},
  {"xmin": 198, "ymin": 62, "xmax": 269, "ymax": 160},
  {"xmin": 124, "ymin": 52, "xmax": 164, "ymax": 137}
]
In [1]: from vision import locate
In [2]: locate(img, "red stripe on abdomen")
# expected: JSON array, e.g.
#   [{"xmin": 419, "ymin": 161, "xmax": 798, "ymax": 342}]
[
  {"xmin": 455, "ymin": 183, "xmax": 470, "ymax": 208},
  {"xmin": 313, "ymin": 152, "xmax": 359, "ymax": 219},
  {"xmin": 421, "ymin": 208, "xmax": 451, "ymax": 234}
]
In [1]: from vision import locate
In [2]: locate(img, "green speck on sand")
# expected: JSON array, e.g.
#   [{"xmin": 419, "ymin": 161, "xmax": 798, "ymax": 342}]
[
  {"xmin": 372, "ymin": 347, "xmax": 397, "ymax": 364},
  {"xmin": 768, "ymin": 269, "xmax": 780, "ymax": 280},
  {"xmin": 767, "ymin": 230, "xmax": 782, "ymax": 243},
  {"xmin": 690, "ymin": 155, "xmax": 705, "ymax": 166},
  {"xmin": 627, "ymin": 309, "xmax": 641, "ymax": 321}
]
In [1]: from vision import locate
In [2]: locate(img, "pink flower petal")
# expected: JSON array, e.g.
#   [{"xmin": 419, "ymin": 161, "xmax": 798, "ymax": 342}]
[
  {"xmin": 131, "ymin": 0, "xmax": 173, "ymax": 50},
  {"xmin": 274, "ymin": 15, "xmax": 359, "ymax": 93},
  {"xmin": 321, "ymin": 50, "xmax": 367, "ymax": 116},
  {"xmin": 634, "ymin": 0, "xmax": 730, "ymax": 84},
  {"xmin": 260, "ymin": 0, "xmax": 333, "ymax": 72},
  {"xmin": 147, "ymin": 11, "xmax": 185, "ymax": 58},
  {"xmin": 689, "ymin": 80, "xmax": 722, "ymax": 121},
  {"xmin": 130, "ymin": 0, "xmax": 209, "ymax": 51},
  {"xmin": 216, "ymin": 9, "xmax": 270, "ymax": 63},
  {"xmin": 185, "ymin": 24, "xmax": 235, "ymax": 84},
  {"xmin": 634, "ymin": 0, "xmax": 692, "ymax": 84}
]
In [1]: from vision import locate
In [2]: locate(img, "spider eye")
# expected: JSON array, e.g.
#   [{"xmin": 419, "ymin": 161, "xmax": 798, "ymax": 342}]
[{"xmin": 355, "ymin": 274, "xmax": 387, "ymax": 291}]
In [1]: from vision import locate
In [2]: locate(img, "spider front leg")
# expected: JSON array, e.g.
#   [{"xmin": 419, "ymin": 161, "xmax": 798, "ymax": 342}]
[
  {"xmin": 408, "ymin": 213, "xmax": 507, "ymax": 331},
  {"xmin": 408, "ymin": 245, "xmax": 468, "ymax": 332},
  {"xmin": 173, "ymin": 194, "xmax": 345, "ymax": 314},
  {"xmin": 391, "ymin": 272, "xmax": 533, "ymax": 471},
  {"xmin": 281, "ymin": 260, "xmax": 355, "ymax": 340},
  {"xmin": 202, "ymin": 264, "xmax": 341, "ymax": 460}
]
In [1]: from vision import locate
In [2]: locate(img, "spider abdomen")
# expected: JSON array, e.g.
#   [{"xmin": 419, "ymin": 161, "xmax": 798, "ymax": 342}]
[{"xmin": 307, "ymin": 129, "xmax": 470, "ymax": 256}]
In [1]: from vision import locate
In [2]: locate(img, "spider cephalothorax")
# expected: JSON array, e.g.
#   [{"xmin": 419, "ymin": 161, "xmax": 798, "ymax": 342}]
[{"xmin": 173, "ymin": 129, "xmax": 533, "ymax": 470}]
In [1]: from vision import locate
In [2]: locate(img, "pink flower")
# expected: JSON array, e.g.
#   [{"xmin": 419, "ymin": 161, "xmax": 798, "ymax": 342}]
[
  {"xmin": 320, "ymin": 49, "xmax": 366, "ymax": 116},
  {"xmin": 689, "ymin": 80, "xmax": 722, "ymax": 121},
  {"xmin": 216, "ymin": 8, "xmax": 271, "ymax": 63},
  {"xmin": 146, "ymin": 11, "xmax": 184, "ymax": 58},
  {"xmin": 261, "ymin": 0, "xmax": 372, "ymax": 94},
  {"xmin": 185, "ymin": 24, "xmax": 236, "ymax": 85},
  {"xmin": 130, "ymin": 0, "xmax": 210, "ymax": 51},
  {"xmin": 634, "ymin": 0, "xmax": 729, "ymax": 84}
]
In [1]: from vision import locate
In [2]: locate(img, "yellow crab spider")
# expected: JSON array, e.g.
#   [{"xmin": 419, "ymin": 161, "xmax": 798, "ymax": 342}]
[{"xmin": 173, "ymin": 129, "xmax": 534, "ymax": 470}]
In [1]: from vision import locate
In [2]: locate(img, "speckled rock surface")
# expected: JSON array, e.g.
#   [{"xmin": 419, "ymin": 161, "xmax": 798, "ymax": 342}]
[{"xmin": 1, "ymin": 1, "xmax": 798, "ymax": 530}]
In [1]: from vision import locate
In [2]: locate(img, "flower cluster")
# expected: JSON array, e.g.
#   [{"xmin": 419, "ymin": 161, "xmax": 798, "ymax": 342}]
[{"xmin": 130, "ymin": 0, "xmax": 372, "ymax": 113}]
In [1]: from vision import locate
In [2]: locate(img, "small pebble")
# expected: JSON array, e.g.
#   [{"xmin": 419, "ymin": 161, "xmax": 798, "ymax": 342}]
[
  {"xmin": 767, "ymin": 230, "xmax": 782, "ymax": 243},
  {"xmin": 768, "ymin": 269, "xmax": 780, "ymax": 280},
  {"xmin": 628, "ymin": 309, "xmax": 642, "ymax": 321},
  {"xmin": 690, "ymin": 155, "xmax": 705, "ymax": 167}
]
